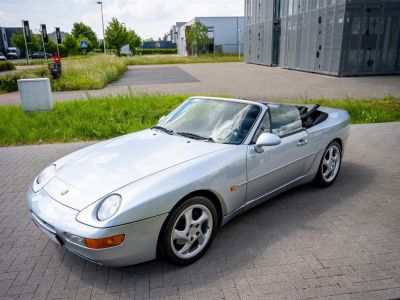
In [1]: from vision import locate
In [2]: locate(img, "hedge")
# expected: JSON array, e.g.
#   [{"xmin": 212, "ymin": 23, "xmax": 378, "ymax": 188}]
[
  {"xmin": 139, "ymin": 48, "xmax": 177, "ymax": 55},
  {"xmin": 0, "ymin": 61, "xmax": 16, "ymax": 72}
]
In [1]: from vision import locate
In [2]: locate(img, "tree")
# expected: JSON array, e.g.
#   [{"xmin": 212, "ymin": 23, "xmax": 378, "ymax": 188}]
[
  {"xmin": 127, "ymin": 30, "xmax": 141, "ymax": 55},
  {"xmin": 71, "ymin": 22, "xmax": 98, "ymax": 48},
  {"xmin": 186, "ymin": 20, "xmax": 209, "ymax": 56},
  {"xmin": 105, "ymin": 18, "xmax": 129, "ymax": 56},
  {"xmin": 10, "ymin": 33, "xmax": 40, "ymax": 52},
  {"xmin": 62, "ymin": 34, "xmax": 78, "ymax": 55}
]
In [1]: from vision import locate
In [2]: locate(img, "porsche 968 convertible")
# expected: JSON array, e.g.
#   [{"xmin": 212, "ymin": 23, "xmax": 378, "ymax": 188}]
[{"xmin": 27, "ymin": 97, "xmax": 350, "ymax": 266}]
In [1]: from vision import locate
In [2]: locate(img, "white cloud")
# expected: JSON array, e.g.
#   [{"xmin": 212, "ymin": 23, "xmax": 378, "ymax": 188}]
[{"xmin": 1, "ymin": 0, "xmax": 243, "ymax": 39}]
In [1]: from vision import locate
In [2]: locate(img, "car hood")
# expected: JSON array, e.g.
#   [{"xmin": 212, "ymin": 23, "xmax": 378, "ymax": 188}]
[{"xmin": 44, "ymin": 129, "xmax": 231, "ymax": 210}]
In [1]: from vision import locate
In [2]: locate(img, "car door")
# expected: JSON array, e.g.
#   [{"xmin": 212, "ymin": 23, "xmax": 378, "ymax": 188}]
[{"xmin": 246, "ymin": 104, "xmax": 314, "ymax": 203}]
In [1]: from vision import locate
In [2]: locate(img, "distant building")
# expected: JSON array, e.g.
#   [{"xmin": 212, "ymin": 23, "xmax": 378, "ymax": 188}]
[
  {"xmin": 165, "ymin": 22, "xmax": 186, "ymax": 45},
  {"xmin": 49, "ymin": 31, "xmax": 68, "ymax": 44},
  {"xmin": 141, "ymin": 41, "xmax": 176, "ymax": 49},
  {"xmin": 0, "ymin": 27, "xmax": 23, "ymax": 54},
  {"xmin": 177, "ymin": 17, "xmax": 244, "ymax": 56},
  {"xmin": 245, "ymin": 0, "xmax": 400, "ymax": 76}
]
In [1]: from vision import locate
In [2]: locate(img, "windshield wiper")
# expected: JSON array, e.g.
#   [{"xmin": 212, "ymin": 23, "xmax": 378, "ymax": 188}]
[
  {"xmin": 151, "ymin": 126, "xmax": 174, "ymax": 135},
  {"xmin": 177, "ymin": 132, "xmax": 215, "ymax": 143}
]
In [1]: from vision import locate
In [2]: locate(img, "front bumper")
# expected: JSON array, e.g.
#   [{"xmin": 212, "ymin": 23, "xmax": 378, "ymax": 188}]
[{"xmin": 26, "ymin": 187, "xmax": 168, "ymax": 267}]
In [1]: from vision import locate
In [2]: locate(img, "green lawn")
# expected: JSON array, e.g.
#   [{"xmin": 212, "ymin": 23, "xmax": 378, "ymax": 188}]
[
  {"xmin": 0, "ymin": 95, "xmax": 398, "ymax": 147},
  {"xmin": 295, "ymin": 96, "xmax": 400, "ymax": 124},
  {"xmin": 126, "ymin": 54, "xmax": 242, "ymax": 65}
]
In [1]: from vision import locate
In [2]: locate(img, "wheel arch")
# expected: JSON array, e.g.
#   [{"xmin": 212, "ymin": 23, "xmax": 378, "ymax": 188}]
[{"xmin": 331, "ymin": 138, "xmax": 343, "ymax": 156}]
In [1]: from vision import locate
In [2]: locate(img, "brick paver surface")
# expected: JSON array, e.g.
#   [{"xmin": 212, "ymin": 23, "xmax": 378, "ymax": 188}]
[{"xmin": 0, "ymin": 123, "xmax": 399, "ymax": 299}]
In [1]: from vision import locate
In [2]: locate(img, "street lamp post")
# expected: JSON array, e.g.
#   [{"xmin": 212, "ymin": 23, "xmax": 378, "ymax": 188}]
[{"xmin": 97, "ymin": 1, "xmax": 106, "ymax": 54}]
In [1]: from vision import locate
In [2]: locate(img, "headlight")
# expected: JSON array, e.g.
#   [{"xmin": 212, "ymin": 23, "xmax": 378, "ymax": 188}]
[
  {"xmin": 97, "ymin": 194, "xmax": 122, "ymax": 221},
  {"xmin": 32, "ymin": 164, "xmax": 56, "ymax": 192}
]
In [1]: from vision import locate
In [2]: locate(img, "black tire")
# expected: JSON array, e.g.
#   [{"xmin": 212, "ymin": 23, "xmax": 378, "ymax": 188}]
[
  {"xmin": 315, "ymin": 140, "xmax": 342, "ymax": 187},
  {"xmin": 159, "ymin": 196, "xmax": 218, "ymax": 265}
]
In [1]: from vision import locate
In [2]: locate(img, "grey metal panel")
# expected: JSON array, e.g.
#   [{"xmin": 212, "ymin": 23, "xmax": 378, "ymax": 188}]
[
  {"xmin": 251, "ymin": 24, "xmax": 257, "ymax": 62},
  {"xmin": 263, "ymin": 21, "xmax": 271, "ymax": 65},
  {"xmin": 308, "ymin": 9, "xmax": 318, "ymax": 70},
  {"xmin": 300, "ymin": 11, "xmax": 311, "ymax": 70},
  {"xmin": 295, "ymin": 14, "xmax": 303, "ymax": 68},
  {"xmin": 280, "ymin": 17, "xmax": 288, "ymax": 67},
  {"xmin": 340, "ymin": 1, "xmax": 400, "ymax": 75},
  {"xmin": 322, "ymin": 6, "xmax": 335, "ymax": 72},
  {"xmin": 314, "ymin": 9, "xmax": 325, "ymax": 71},
  {"xmin": 330, "ymin": 4, "xmax": 345, "ymax": 74},
  {"xmin": 318, "ymin": 0, "xmax": 326, "ymax": 9},
  {"xmin": 244, "ymin": 0, "xmax": 400, "ymax": 76}
]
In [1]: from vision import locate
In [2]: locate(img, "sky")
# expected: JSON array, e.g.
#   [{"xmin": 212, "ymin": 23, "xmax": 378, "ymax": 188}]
[{"xmin": 0, "ymin": 0, "xmax": 244, "ymax": 39}]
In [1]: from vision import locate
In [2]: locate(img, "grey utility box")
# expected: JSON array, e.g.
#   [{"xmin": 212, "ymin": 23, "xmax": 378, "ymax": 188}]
[{"xmin": 17, "ymin": 78, "xmax": 53, "ymax": 112}]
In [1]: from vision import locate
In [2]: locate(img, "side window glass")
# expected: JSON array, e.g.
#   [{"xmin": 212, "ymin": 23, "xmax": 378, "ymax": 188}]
[
  {"xmin": 252, "ymin": 111, "xmax": 271, "ymax": 143},
  {"xmin": 269, "ymin": 104, "xmax": 302, "ymax": 137}
]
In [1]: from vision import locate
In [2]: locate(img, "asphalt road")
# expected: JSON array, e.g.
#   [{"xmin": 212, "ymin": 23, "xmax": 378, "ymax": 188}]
[
  {"xmin": 0, "ymin": 123, "xmax": 399, "ymax": 299},
  {"xmin": 1, "ymin": 62, "xmax": 400, "ymax": 106}
]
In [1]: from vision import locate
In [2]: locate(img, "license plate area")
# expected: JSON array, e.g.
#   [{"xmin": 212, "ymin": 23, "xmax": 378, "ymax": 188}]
[{"xmin": 32, "ymin": 214, "xmax": 63, "ymax": 246}]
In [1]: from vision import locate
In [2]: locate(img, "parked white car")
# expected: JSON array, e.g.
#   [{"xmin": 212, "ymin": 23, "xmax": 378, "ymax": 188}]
[{"xmin": 0, "ymin": 52, "xmax": 6, "ymax": 60}]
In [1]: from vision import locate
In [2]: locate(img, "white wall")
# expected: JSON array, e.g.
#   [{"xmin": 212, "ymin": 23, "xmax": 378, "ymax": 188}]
[{"xmin": 177, "ymin": 17, "xmax": 244, "ymax": 56}]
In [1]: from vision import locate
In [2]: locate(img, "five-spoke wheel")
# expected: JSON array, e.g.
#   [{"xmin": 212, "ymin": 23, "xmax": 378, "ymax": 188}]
[
  {"xmin": 159, "ymin": 196, "xmax": 218, "ymax": 265},
  {"xmin": 316, "ymin": 140, "xmax": 342, "ymax": 187}
]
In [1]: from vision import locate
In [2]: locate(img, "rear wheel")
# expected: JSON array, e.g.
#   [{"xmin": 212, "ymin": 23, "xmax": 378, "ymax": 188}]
[
  {"xmin": 315, "ymin": 141, "xmax": 342, "ymax": 187},
  {"xmin": 159, "ymin": 196, "xmax": 218, "ymax": 265}
]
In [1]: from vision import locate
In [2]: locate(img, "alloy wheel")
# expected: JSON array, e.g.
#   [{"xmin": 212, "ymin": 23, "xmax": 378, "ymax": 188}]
[
  {"xmin": 322, "ymin": 145, "xmax": 341, "ymax": 183},
  {"xmin": 170, "ymin": 204, "xmax": 213, "ymax": 260}
]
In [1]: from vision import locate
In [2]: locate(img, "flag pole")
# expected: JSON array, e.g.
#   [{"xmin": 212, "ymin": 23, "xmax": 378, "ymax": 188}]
[
  {"xmin": 39, "ymin": 25, "xmax": 48, "ymax": 64},
  {"xmin": 55, "ymin": 27, "xmax": 60, "ymax": 57},
  {"xmin": 22, "ymin": 20, "xmax": 30, "ymax": 65}
]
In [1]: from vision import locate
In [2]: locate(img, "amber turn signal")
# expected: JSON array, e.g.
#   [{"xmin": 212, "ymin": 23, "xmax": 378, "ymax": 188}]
[{"xmin": 84, "ymin": 234, "xmax": 125, "ymax": 249}]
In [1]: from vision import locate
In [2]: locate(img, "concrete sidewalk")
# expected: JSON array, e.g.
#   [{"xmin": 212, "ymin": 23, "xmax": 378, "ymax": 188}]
[{"xmin": 1, "ymin": 62, "xmax": 400, "ymax": 106}]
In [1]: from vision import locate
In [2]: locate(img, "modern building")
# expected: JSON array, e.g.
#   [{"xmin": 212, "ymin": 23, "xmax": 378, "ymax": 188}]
[
  {"xmin": 0, "ymin": 27, "xmax": 23, "ymax": 54},
  {"xmin": 244, "ymin": 0, "xmax": 400, "ymax": 76},
  {"xmin": 166, "ymin": 22, "xmax": 186, "ymax": 44},
  {"xmin": 177, "ymin": 17, "xmax": 245, "ymax": 56}
]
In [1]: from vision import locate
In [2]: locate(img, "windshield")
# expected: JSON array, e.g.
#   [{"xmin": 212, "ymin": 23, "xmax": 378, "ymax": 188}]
[
  {"xmin": 158, "ymin": 98, "xmax": 260, "ymax": 145},
  {"xmin": 8, "ymin": 49, "xmax": 16, "ymax": 53}
]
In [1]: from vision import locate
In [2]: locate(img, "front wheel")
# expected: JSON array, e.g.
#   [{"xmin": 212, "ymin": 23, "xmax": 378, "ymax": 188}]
[
  {"xmin": 315, "ymin": 141, "xmax": 342, "ymax": 187},
  {"xmin": 159, "ymin": 196, "xmax": 218, "ymax": 265}
]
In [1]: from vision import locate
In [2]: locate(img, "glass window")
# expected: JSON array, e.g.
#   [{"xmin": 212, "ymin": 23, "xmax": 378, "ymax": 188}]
[
  {"xmin": 268, "ymin": 104, "xmax": 303, "ymax": 137},
  {"xmin": 159, "ymin": 98, "xmax": 260, "ymax": 145},
  {"xmin": 252, "ymin": 111, "xmax": 271, "ymax": 143}
]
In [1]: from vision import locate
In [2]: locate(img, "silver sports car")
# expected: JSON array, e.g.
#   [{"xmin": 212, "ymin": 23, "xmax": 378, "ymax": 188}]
[{"xmin": 27, "ymin": 97, "xmax": 350, "ymax": 266}]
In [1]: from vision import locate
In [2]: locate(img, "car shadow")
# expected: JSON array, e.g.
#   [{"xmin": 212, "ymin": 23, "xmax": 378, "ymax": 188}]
[{"xmin": 56, "ymin": 161, "xmax": 375, "ymax": 292}]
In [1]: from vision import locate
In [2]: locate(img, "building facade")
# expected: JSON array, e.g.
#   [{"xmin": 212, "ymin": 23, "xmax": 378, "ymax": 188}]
[
  {"xmin": 177, "ymin": 17, "xmax": 244, "ymax": 56},
  {"xmin": 0, "ymin": 27, "xmax": 23, "ymax": 54},
  {"xmin": 245, "ymin": 0, "xmax": 400, "ymax": 76}
]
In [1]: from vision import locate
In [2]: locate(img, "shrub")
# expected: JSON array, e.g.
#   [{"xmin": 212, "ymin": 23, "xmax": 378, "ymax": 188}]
[
  {"xmin": 0, "ymin": 72, "xmax": 20, "ymax": 92},
  {"xmin": 51, "ymin": 55, "xmax": 127, "ymax": 91},
  {"xmin": 139, "ymin": 48, "xmax": 177, "ymax": 55},
  {"xmin": 0, "ymin": 68, "xmax": 48, "ymax": 92},
  {"xmin": 0, "ymin": 61, "xmax": 16, "ymax": 72}
]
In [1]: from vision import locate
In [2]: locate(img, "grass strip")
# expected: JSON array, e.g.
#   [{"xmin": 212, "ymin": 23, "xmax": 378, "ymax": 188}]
[{"xmin": 0, "ymin": 95, "xmax": 398, "ymax": 147}]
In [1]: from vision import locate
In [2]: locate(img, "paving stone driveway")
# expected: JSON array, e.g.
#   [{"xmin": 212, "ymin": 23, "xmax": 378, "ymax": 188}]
[{"xmin": 0, "ymin": 123, "xmax": 399, "ymax": 299}]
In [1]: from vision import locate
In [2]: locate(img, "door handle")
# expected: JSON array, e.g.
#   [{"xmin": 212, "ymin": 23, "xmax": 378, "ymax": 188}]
[{"xmin": 297, "ymin": 139, "xmax": 308, "ymax": 146}]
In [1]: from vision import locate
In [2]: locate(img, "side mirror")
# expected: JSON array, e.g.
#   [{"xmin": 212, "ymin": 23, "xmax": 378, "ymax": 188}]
[
  {"xmin": 158, "ymin": 115, "xmax": 166, "ymax": 123},
  {"xmin": 255, "ymin": 133, "xmax": 281, "ymax": 153}
]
